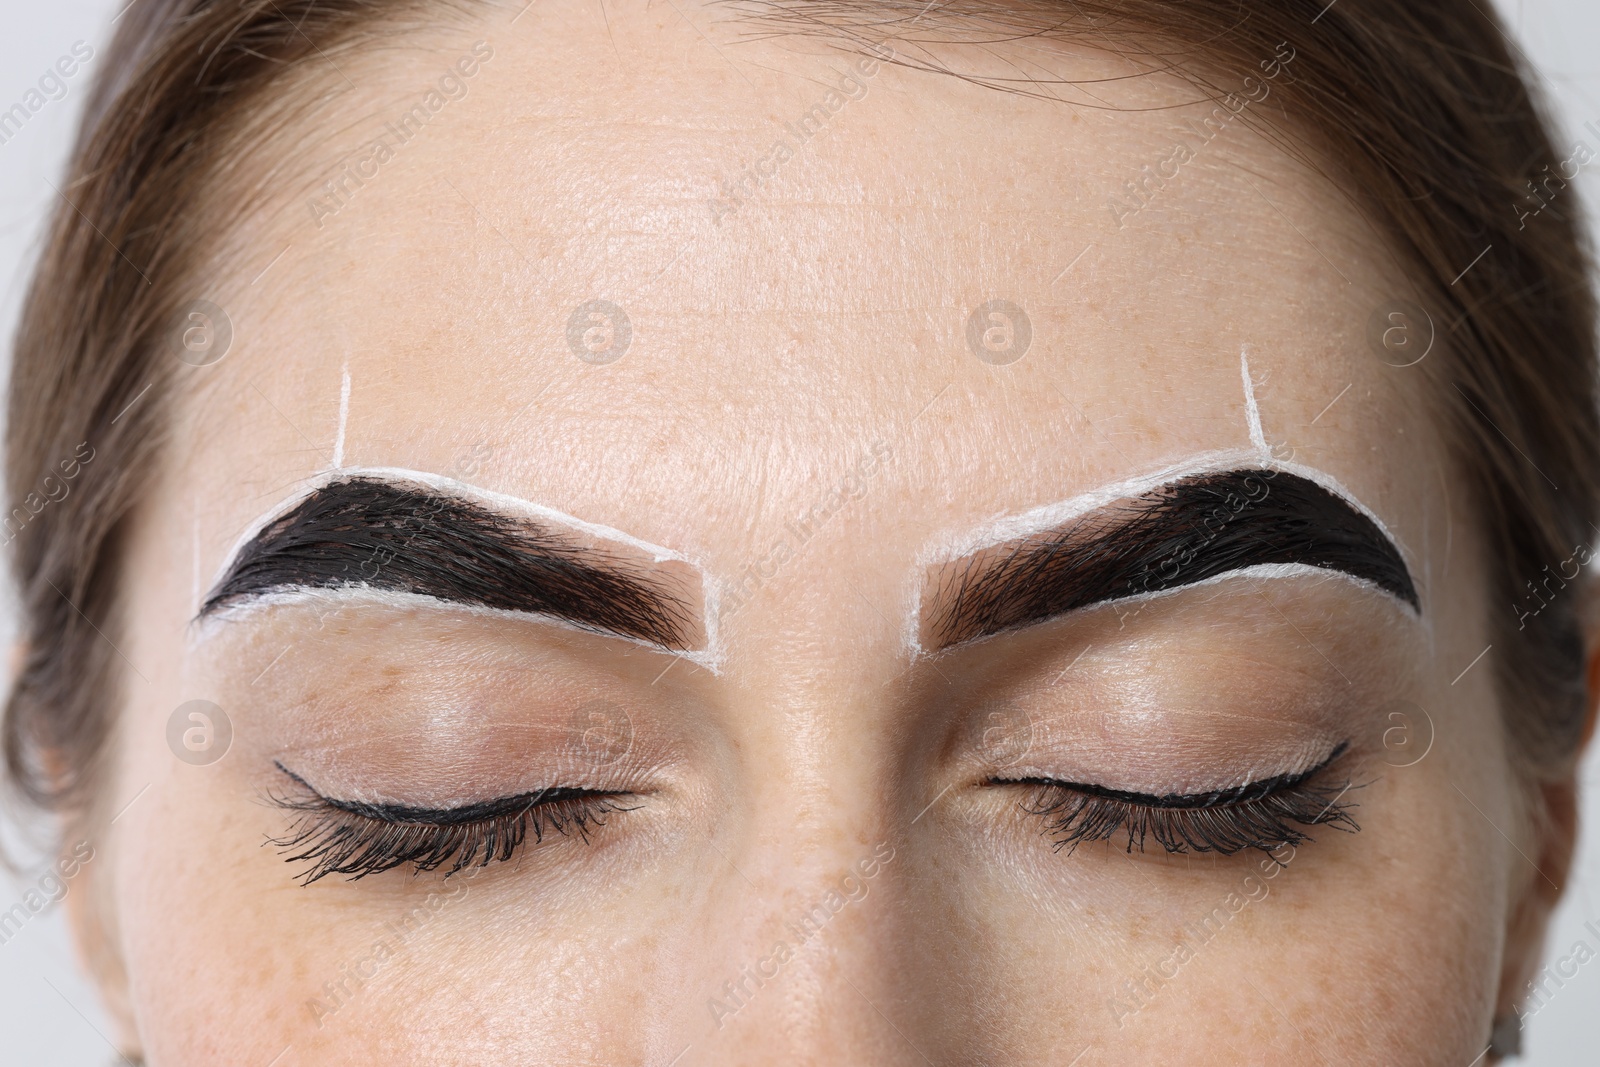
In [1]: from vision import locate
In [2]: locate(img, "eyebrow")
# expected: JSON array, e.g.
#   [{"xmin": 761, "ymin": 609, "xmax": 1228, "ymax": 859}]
[
  {"xmin": 925, "ymin": 469, "xmax": 1417, "ymax": 650},
  {"xmin": 201, "ymin": 477, "xmax": 702, "ymax": 651}
]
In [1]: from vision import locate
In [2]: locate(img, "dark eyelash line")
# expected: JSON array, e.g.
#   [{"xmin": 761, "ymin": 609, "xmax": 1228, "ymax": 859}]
[
  {"xmin": 265, "ymin": 762, "xmax": 637, "ymax": 885},
  {"xmin": 1000, "ymin": 742, "xmax": 1361, "ymax": 857},
  {"xmin": 267, "ymin": 740, "xmax": 1359, "ymax": 883},
  {"xmin": 1030, "ymin": 741, "xmax": 1351, "ymax": 810}
]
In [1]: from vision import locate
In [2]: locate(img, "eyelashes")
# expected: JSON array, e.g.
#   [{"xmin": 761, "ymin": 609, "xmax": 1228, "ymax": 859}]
[
  {"xmin": 1001, "ymin": 742, "xmax": 1360, "ymax": 857},
  {"xmin": 267, "ymin": 745, "xmax": 1359, "ymax": 884},
  {"xmin": 265, "ymin": 762, "xmax": 636, "ymax": 884}
]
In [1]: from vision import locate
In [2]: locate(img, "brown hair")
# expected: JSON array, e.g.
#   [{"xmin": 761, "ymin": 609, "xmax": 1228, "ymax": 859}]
[{"xmin": 6, "ymin": 0, "xmax": 1596, "ymax": 831}]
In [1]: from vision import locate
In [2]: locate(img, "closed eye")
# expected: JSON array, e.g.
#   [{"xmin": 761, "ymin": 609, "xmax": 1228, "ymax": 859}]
[
  {"xmin": 266, "ymin": 762, "xmax": 639, "ymax": 884},
  {"xmin": 994, "ymin": 742, "xmax": 1360, "ymax": 856}
]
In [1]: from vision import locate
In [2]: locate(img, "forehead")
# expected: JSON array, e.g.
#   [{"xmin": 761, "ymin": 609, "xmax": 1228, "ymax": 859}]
[{"xmin": 175, "ymin": 3, "xmax": 1437, "ymax": 580}]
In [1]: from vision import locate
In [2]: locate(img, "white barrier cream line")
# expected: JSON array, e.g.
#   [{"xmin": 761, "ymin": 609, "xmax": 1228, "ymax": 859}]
[
  {"xmin": 902, "ymin": 450, "xmax": 1419, "ymax": 657},
  {"xmin": 901, "ymin": 345, "xmax": 1418, "ymax": 656},
  {"xmin": 330, "ymin": 362, "xmax": 351, "ymax": 470},
  {"xmin": 1241, "ymin": 345, "xmax": 1270, "ymax": 461},
  {"xmin": 198, "ymin": 465, "xmax": 723, "ymax": 672}
]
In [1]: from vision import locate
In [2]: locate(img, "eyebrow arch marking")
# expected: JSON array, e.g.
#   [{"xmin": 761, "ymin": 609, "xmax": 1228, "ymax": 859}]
[
  {"xmin": 330, "ymin": 362, "xmax": 351, "ymax": 470},
  {"xmin": 201, "ymin": 468, "xmax": 715, "ymax": 662},
  {"xmin": 922, "ymin": 465, "xmax": 1418, "ymax": 651},
  {"xmin": 1240, "ymin": 345, "xmax": 1270, "ymax": 460}
]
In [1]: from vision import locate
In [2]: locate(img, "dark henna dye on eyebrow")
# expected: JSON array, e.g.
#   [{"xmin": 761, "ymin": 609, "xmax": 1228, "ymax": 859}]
[
  {"xmin": 202, "ymin": 477, "xmax": 700, "ymax": 650},
  {"xmin": 928, "ymin": 469, "xmax": 1417, "ymax": 649}
]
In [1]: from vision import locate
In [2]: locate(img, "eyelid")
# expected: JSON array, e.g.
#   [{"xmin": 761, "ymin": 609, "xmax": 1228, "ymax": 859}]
[
  {"xmin": 996, "ymin": 742, "xmax": 1360, "ymax": 857},
  {"xmin": 265, "ymin": 762, "xmax": 638, "ymax": 884},
  {"xmin": 995, "ymin": 741, "xmax": 1350, "ymax": 809},
  {"xmin": 272, "ymin": 761, "xmax": 618, "ymax": 825}
]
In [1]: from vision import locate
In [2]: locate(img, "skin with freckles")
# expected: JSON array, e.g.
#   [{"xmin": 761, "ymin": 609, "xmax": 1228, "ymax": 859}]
[{"xmin": 65, "ymin": 2, "xmax": 1585, "ymax": 1064}]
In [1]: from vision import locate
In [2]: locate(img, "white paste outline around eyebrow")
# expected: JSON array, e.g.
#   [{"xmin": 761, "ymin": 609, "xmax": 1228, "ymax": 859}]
[
  {"xmin": 1240, "ymin": 345, "xmax": 1270, "ymax": 461},
  {"xmin": 202, "ymin": 465, "xmax": 723, "ymax": 672},
  {"xmin": 901, "ymin": 449, "xmax": 1421, "ymax": 657},
  {"xmin": 330, "ymin": 363, "xmax": 351, "ymax": 470}
]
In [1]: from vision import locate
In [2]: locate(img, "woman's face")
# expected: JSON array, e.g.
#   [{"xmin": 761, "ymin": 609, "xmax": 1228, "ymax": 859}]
[{"xmin": 84, "ymin": 3, "xmax": 1559, "ymax": 1063}]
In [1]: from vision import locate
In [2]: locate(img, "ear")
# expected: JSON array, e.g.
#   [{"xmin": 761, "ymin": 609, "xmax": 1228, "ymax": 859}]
[
  {"xmin": 1492, "ymin": 636, "xmax": 1600, "ymax": 1043},
  {"xmin": 62, "ymin": 828, "xmax": 142, "ymax": 1062}
]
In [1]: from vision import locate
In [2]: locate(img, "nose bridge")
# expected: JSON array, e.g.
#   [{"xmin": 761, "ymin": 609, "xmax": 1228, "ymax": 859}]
[
  {"xmin": 677, "ymin": 663, "xmax": 937, "ymax": 1064},
  {"xmin": 679, "ymin": 509, "xmax": 945, "ymax": 1064},
  {"xmin": 689, "ymin": 830, "xmax": 931, "ymax": 1067}
]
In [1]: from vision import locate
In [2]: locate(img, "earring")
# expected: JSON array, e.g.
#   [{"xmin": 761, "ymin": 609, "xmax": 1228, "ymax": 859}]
[{"xmin": 1489, "ymin": 1011, "xmax": 1522, "ymax": 1058}]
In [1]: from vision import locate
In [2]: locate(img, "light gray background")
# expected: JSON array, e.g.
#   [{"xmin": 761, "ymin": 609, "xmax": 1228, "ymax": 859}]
[{"xmin": 0, "ymin": 1, "xmax": 1597, "ymax": 1063}]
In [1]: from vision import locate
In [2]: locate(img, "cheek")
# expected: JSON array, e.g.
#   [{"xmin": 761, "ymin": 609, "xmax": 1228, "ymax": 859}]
[
  {"xmin": 110, "ymin": 615, "xmax": 713, "ymax": 1064},
  {"xmin": 1173, "ymin": 765, "xmax": 1504, "ymax": 1063},
  {"xmin": 115, "ymin": 779, "xmax": 692, "ymax": 1065},
  {"xmin": 897, "ymin": 744, "xmax": 1508, "ymax": 1062}
]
